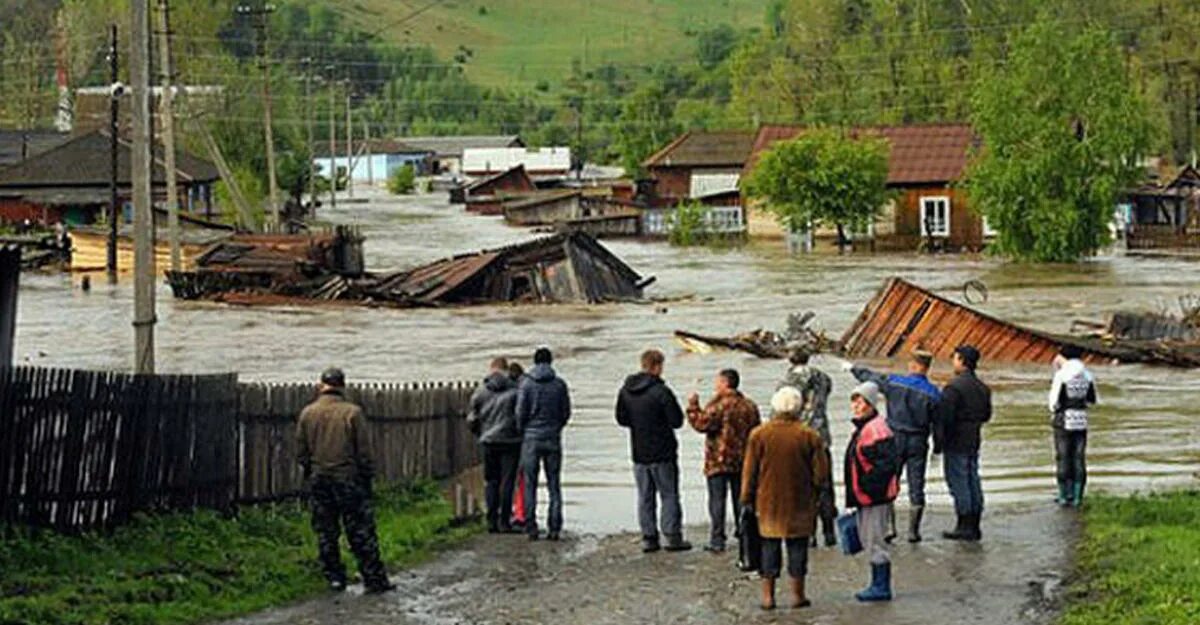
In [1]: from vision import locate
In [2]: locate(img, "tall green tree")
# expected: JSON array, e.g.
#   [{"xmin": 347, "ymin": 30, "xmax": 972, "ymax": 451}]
[
  {"xmin": 613, "ymin": 83, "xmax": 681, "ymax": 175},
  {"xmin": 967, "ymin": 21, "xmax": 1157, "ymax": 262},
  {"xmin": 742, "ymin": 128, "xmax": 889, "ymax": 251}
]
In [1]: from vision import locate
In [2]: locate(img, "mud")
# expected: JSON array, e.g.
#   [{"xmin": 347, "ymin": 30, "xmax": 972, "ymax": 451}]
[{"xmin": 217, "ymin": 504, "xmax": 1075, "ymax": 625}]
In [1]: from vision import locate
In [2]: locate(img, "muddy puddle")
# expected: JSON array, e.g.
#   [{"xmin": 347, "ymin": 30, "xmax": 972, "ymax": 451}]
[{"xmin": 15, "ymin": 188, "xmax": 1200, "ymax": 535}]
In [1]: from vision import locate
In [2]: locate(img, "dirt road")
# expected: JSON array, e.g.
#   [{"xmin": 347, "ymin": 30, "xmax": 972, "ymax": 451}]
[{"xmin": 219, "ymin": 503, "xmax": 1075, "ymax": 625}]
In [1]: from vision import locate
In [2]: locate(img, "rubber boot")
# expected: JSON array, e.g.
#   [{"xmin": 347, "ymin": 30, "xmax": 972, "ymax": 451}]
[
  {"xmin": 1071, "ymin": 482, "xmax": 1085, "ymax": 508},
  {"xmin": 789, "ymin": 577, "xmax": 811, "ymax": 609},
  {"xmin": 760, "ymin": 578, "xmax": 776, "ymax": 610},
  {"xmin": 942, "ymin": 515, "xmax": 971, "ymax": 540},
  {"xmin": 885, "ymin": 506, "xmax": 898, "ymax": 544},
  {"xmin": 1056, "ymin": 481, "xmax": 1072, "ymax": 507},
  {"xmin": 907, "ymin": 505, "xmax": 925, "ymax": 543},
  {"xmin": 855, "ymin": 562, "xmax": 893, "ymax": 602},
  {"xmin": 967, "ymin": 514, "xmax": 982, "ymax": 542}
]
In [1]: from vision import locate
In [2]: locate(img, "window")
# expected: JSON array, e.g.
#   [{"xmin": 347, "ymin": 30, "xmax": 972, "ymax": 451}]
[
  {"xmin": 920, "ymin": 196, "xmax": 951, "ymax": 237},
  {"xmin": 982, "ymin": 216, "xmax": 998, "ymax": 237}
]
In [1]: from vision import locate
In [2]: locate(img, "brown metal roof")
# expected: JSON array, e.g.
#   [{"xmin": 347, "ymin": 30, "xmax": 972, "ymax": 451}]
[
  {"xmin": 642, "ymin": 130, "xmax": 757, "ymax": 169},
  {"xmin": 841, "ymin": 278, "xmax": 1116, "ymax": 365},
  {"xmin": 745, "ymin": 124, "xmax": 976, "ymax": 186},
  {"xmin": 0, "ymin": 130, "xmax": 219, "ymax": 189}
]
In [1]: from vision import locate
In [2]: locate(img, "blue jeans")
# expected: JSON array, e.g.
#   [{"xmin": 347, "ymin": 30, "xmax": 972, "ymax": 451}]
[
  {"xmin": 943, "ymin": 453, "xmax": 984, "ymax": 516},
  {"xmin": 521, "ymin": 439, "xmax": 563, "ymax": 534},
  {"xmin": 634, "ymin": 461, "xmax": 683, "ymax": 540},
  {"xmin": 895, "ymin": 431, "xmax": 930, "ymax": 506}
]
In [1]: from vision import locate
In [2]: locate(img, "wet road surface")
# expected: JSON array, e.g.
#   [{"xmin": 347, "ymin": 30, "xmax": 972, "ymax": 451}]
[
  {"xmin": 216, "ymin": 505, "xmax": 1075, "ymax": 625},
  {"xmin": 15, "ymin": 187, "xmax": 1200, "ymax": 535}
]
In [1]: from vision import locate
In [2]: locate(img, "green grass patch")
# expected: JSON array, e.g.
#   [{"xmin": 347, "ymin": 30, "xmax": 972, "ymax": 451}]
[
  {"xmin": 1061, "ymin": 490, "xmax": 1200, "ymax": 625},
  {"xmin": 0, "ymin": 481, "xmax": 478, "ymax": 625}
]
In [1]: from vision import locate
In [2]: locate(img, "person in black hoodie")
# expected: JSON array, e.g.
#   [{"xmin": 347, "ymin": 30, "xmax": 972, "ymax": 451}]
[
  {"xmin": 468, "ymin": 357, "xmax": 523, "ymax": 534},
  {"xmin": 616, "ymin": 349, "xmax": 693, "ymax": 553},
  {"xmin": 517, "ymin": 347, "xmax": 571, "ymax": 541}
]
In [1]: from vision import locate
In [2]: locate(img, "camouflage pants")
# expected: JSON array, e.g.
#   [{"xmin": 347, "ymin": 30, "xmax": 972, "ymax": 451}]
[{"xmin": 309, "ymin": 478, "xmax": 389, "ymax": 587}]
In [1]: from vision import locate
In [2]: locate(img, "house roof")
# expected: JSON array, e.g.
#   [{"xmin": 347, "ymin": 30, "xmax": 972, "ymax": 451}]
[
  {"xmin": 642, "ymin": 130, "xmax": 757, "ymax": 169},
  {"xmin": 0, "ymin": 130, "xmax": 219, "ymax": 190},
  {"xmin": 0, "ymin": 130, "xmax": 71, "ymax": 168},
  {"xmin": 503, "ymin": 189, "xmax": 582, "ymax": 212},
  {"xmin": 311, "ymin": 139, "xmax": 433, "ymax": 158},
  {"xmin": 395, "ymin": 135, "xmax": 524, "ymax": 158},
  {"xmin": 465, "ymin": 164, "xmax": 535, "ymax": 194},
  {"xmin": 463, "ymin": 147, "xmax": 571, "ymax": 174},
  {"xmin": 744, "ymin": 124, "xmax": 976, "ymax": 186}
]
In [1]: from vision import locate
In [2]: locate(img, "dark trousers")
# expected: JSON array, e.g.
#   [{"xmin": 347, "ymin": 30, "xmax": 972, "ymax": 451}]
[
  {"xmin": 706, "ymin": 472, "xmax": 741, "ymax": 548},
  {"xmin": 943, "ymin": 452, "xmax": 984, "ymax": 516},
  {"xmin": 634, "ymin": 461, "xmax": 683, "ymax": 540},
  {"xmin": 760, "ymin": 538, "xmax": 809, "ymax": 579},
  {"xmin": 817, "ymin": 448, "xmax": 838, "ymax": 538},
  {"xmin": 483, "ymin": 442, "xmax": 521, "ymax": 530},
  {"xmin": 522, "ymin": 439, "xmax": 563, "ymax": 534},
  {"xmin": 895, "ymin": 431, "xmax": 930, "ymax": 506},
  {"xmin": 1054, "ymin": 429, "xmax": 1088, "ymax": 496},
  {"xmin": 309, "ymin": 478, "xmax": 388, "ymax": 587}
]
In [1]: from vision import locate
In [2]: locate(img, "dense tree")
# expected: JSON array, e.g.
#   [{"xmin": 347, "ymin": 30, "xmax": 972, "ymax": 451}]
[
  {"xmin": 966, "ymin": 21, "xmax": 1157, "ymax": 262},
  {"xmin": 742, "ymin": 128, "xmax": 890, "ymax": 252}
]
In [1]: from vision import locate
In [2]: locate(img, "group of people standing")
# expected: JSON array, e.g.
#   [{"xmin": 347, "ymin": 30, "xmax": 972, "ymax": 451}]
[{"xmin": 284, "ymin": 340, "xmax": 1098, "ymax": 603}]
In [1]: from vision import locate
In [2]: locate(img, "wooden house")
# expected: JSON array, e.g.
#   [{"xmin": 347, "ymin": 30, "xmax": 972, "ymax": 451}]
[
  {"xmin": 398, "ymin": 135, "xmax": 524, "ymax": 176},
  {"xmin": 459, "ymin": 165, "xmax": 537, "ymax": 215},
  {"xmin": 0, "ymin": 130, "xmax": 219, "ymax": 227},
  {"xmin": 743, "ymin": 124, "xmax": 984, "ymax": 251},
  {"xmin": 1125, "ymin": 165, "xmax": 1200, "ymax": 250},
  {"xmin": 642, "ymin": 130, "xmax": 756, "ymax": 208},
  {"xmin": 0, "ymin": 130, "xmax": 69, "ymax": 168}
]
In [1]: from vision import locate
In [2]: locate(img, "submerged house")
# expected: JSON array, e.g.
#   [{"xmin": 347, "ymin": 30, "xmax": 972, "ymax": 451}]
[
  {"xmin": 312, "ymin": 139, "xmax": 434, "ymax": 183},
  {"xmin": 1125, "ymin": 165, "xmax": 1200, "ymax": 250},
  {"xmin": 462, "ymin": 147, "xmax": 572, "ymax": 180},
  {"xmin": 397, "ymin": 135, "xmax": 524, "ymax": 176},
  {"xmin": 743, "ymin": 124, "xmax": 984, "ymax": 251},
  {"xmin": 458, "ymin": 165, "xmax": 537, "ymax": 214},
  {"xmin": 639, "ymin": 130, "xmax": 756, "ymax": 237}
]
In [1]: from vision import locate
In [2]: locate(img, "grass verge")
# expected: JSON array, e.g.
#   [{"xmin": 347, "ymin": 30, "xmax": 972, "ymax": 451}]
[
  {"xmin": 1061, "ymin": 490, "xmax": 1200, "ymax": 625},
  {"xmin": 0, "ymin": 481, "xmax": 478, "ymax": 625}
]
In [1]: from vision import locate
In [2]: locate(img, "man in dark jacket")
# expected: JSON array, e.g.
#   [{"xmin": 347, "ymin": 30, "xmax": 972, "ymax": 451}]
[
  {"xmin": 516, "ymin": 347, "xmax": 571, "ymax": 540},
  {"xmin": 469, "ymin": 357, "xmax": 523, "ymax": 534},
  {"xmin": 616, "ymin": 349, "xmax": 692, "ymax": 553},
  {"xmin": 847, "ymin": 351, "xmax": 941, "ymax": 543},
  {"xmin": 295, "ymin": 368, "xmax": 394, "ymax": 594},
  {"xmin": 936, "ymin": 345, "xmax": 992, "ymax": 541}
]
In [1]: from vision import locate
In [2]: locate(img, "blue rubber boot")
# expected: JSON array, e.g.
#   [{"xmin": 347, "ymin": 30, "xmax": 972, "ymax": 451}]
[
  {"xmin": 1071, "ymin": 482, "xmax": 1085, "ymax": 508},
  {"xmin": 855, "ymin": 562, "xmax": 893, "ymax": 602},
  {"xmin": 1056, "ymin": 481, "xmax": 1072, "ymax": 506}
]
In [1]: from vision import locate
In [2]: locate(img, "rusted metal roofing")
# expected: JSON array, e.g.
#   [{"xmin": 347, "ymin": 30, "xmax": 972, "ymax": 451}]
[
  {"xmin": 745, "ymin": 124, "xmax": 976, "ymax": 186},
  {"xmin": 195, "ymin": 233, "xmax": 337, "ymax": 274},
  {"xmin": 841, "ymin": 278, "xmax": 1117, "ymax": 365},
  {"xmin": 642, "ymin": 130, "xmax": 757, "ymax": 169},
  {"xmin": 465, "ymin": 164, "xmax": 536, "ymax": 195},
  {"xmin": 372, "ymin": 251, "xmax": 502, "ymax": 303}
]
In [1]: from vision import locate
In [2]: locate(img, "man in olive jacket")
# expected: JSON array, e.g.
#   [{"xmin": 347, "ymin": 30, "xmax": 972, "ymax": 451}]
[
  {"xmin": 296, "ymin": 368, "xmax": 393, "ymax": 594},
  {"xmin": 616, "ymin": 349, "xmax": 692, "ymax": 553}
]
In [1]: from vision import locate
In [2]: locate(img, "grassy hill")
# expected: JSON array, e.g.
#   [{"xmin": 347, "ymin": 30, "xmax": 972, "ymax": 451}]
[{"xmin": 336, "ymin": 0, "xmax": 771, "ymax": 88}]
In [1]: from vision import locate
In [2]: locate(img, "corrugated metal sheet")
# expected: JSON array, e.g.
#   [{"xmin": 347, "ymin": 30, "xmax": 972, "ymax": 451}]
[
  {"xmin": 642, "ymin": 131, "xmax": 756, "ymax": 169},
  {"xmin": 463, "ymin": 147, "xmax": 571, "ymax": 175},
  {"xmin": 373, "ymin": 251, "xmax": 502, "ymax": 303},
  {"xmin": 841, "ymin": 278, "xmax": 1114, "ymax": 365}
]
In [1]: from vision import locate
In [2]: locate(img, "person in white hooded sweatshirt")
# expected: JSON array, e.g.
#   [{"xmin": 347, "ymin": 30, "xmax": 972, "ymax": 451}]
[{"xmin": 1048, "ymin": 345, "xmax": 1097, "ymax": 508}]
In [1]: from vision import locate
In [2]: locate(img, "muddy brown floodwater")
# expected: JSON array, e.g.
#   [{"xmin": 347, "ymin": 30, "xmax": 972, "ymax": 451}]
[{"xmin": 15, "ymin": 187, "xmax": 1200, "ymax": 538}]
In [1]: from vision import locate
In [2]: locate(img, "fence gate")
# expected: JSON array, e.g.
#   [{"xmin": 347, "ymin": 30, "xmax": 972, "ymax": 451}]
[{"xmin": 0, "ymin": 367, "xmax": 239, "ymax": 532}]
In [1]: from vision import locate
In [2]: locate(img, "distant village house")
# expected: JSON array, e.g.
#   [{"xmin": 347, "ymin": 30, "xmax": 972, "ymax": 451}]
[
  {"xmin": 1124, "ymin": 165, "xmax": 1200, "ymax": 250},
  {"xmin": 312, "ymin": 139, "xmax": 434, "ymax": 184},
  {"xmin": 396, "ymin": 135, "xmax": 524, "ymax": 176},
  {"xmin": 639, "ymin": 130, "xmax": 756, "ymax": 237}
]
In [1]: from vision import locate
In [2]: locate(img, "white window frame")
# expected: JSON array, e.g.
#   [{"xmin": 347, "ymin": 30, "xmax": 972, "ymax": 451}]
[
  {"xmin": 982, "ymin": 215, "xmax": 998, "ymax": 237},
  {"xmin": 920, "ymin": 196, "xmax": 951, "ymax": 238}
]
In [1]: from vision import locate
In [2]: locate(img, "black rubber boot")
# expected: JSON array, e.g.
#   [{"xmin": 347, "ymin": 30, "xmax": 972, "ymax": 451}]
[
  {"xmin": 907, "ymin": 505, "xmax": 925, "ymax": 543},
  {"xmin": 942, "ymin": 515, "xmax": 971, "ymax": 541}
]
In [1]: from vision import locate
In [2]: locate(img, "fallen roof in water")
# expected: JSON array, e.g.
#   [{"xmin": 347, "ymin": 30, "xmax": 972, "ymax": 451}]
[{"xmin": 841, "ymin": 278, "xmax": 1200, "ymax": 367}]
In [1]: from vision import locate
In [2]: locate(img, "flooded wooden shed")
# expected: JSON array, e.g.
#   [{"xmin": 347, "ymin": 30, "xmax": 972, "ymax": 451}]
[
  {"xmin": 840, "ymin": 278, "xmax": 1200, "ymax": 367},
  {"xmin": 366, "ymin": 232, "xmax": 649, "ymax": 305}
]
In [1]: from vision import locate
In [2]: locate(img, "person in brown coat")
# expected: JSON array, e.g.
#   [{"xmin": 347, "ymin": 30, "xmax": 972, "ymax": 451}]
[
  {"xmin": 686, "ymin": 368, "xmax": 762, "ymax": 553},
  {"xmin": 741, "ymin": 386, "xmax": 830, "ymax": 611}
]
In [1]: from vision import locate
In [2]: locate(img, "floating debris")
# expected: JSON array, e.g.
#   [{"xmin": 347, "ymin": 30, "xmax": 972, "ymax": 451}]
[{"xmin": 675, "ymin": 312, "xmax": 838, "ymax": 359}]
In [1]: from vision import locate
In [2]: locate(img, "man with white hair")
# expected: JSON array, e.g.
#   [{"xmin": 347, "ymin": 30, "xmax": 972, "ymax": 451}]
[
  {"xmin": 741, "ymin": 386, "xmax": 829, "ymax": 610},
  {"xmin": 844, "ymin": 381, "xmax": 900, "ymax": 602}
]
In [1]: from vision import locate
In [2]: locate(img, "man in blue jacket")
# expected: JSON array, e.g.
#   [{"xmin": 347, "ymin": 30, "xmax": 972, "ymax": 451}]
[
  {"xmin": 516, "ymin": 347, "xmax": 571, "ymax": 541},
  {"xmin": 847, "ymin": 350, "xmax": 941, "ymax": 543}
]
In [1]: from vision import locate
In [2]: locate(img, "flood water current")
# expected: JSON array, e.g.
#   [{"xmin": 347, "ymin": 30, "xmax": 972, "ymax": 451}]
[{"xmin": 15, "ymin": 189, "xmax": 1200, "ymax": 535}]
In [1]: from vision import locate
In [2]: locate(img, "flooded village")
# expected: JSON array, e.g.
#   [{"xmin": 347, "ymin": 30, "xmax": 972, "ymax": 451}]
[{"xmin": 3, "ymin": 2, "xmax": 1200, "ymax": 625}]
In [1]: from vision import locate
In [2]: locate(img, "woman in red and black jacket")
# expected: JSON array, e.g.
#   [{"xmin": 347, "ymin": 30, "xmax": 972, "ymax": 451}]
[{"xmin": 844, "ymin": 381, "xmax": 900, "ymax": 602}]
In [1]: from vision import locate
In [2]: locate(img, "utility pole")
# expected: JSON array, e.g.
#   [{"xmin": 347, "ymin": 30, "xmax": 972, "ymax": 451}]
[
  {"xmin": 327, "ymin": 65, "xmax": 337, "ymax": 211},
  {"xmin": 107, "ymin": 25, "xmax": 120, "ymax": 282},
  {"xmin": 157, "ymin": 0, "xmax": 181, "ymax": 272},
  {"xmin": 301, "ymin": 57, "xmax": 316, "ymax": 216},
  {"xmin": 344, "ymin": 81, "xmax": 354, "ymax": 198},
  {"xmin": 131, "ymin": 0, "xmax": 156, "ymax": 374},
  {"xmin": 237, "ymin": 2, "xmax": 278, "ymax": 231},
  {"xmin": 364, "ymin": 114, "xmax": 373, "ymax": 186}
]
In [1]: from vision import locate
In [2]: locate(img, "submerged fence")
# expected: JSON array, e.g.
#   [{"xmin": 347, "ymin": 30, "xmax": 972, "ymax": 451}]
[{"xmin": 0, "ymin": 367, "xmax": 477, "ymax": 532}]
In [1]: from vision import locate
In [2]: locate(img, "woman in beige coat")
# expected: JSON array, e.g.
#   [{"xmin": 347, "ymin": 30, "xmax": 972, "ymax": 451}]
[{"xmin": 741, "ymin": 387, "xmax": 830, "ymax": 610}]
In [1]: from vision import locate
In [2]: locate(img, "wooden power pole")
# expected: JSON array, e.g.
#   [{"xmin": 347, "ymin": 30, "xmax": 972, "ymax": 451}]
[
  {"xmin": 238, "ymin": 2, "xmax": 278, "ymax": 231},
  {"xmin": 344, "ymin": 82, "xmax": 353, "ymax": 198},
  {"xmin": 327, "ymin": 65, "xmax": 337, "ymax": 211},
  {"xmin": 107, "ymin": 25, "xmax": 120, "ymax": 282},
  {"xmin": 131, "ymin": 0, "xmax": 156, "ymax": 374},
  {"xmin": 157, "ymin": 0, "xmax": 181, "ymax": 272}
]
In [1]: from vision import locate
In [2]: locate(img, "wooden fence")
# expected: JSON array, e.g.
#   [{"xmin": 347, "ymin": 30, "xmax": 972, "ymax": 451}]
[
  {"xmin": 0, "ymin": 367, "xmax": 240, "ymax": 531},
  {"xmin": 0, "ymin": 367, "xmax": 478, "ymax": 532},
  {"xmin": 1127, "ymin": 224, "xmax": 1200, "ymax": 250}
]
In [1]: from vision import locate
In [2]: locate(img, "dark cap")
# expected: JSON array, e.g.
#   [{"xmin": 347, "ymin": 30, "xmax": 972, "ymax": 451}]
[
  {"xmin": 1059, "ymin": 344, "xmax": 1084, "ymax": 360},
  {"xmin": 954, "ymin": 345, "xmax": 980, "ymax": 370},
  {"xmin": 320, "ymin": 367, "xmax": 346, "ymax": 387}
]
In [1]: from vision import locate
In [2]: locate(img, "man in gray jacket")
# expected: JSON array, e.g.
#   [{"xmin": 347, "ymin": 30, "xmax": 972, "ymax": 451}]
[
  {"xmin": 469, "ymin": 357, "xmax": 523, "ymax": 534},
  {"xmin": 517, "ymin": 347, "xmax": 571, "ymax": 540}
]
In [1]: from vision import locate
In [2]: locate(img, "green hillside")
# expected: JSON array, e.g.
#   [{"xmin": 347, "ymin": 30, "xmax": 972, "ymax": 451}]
[{"xmin": 336, "ymin": 0, "xmax": 770, "ymax": 88}]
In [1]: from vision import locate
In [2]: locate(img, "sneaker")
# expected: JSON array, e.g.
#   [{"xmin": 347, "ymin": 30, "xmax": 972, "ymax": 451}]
[
  {"xmin": 703, "ymin": 544, "xmax": 726, "ymax": 553},
  {"xmin": 328, "ymin": 580, "xmax": 347, "ymax": 592},
  {"xmin": 664, "ymin": 536, "xmax": 693, "ymax": 552}
]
